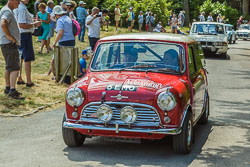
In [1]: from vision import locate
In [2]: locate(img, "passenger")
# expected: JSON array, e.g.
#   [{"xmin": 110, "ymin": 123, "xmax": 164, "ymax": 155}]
[
  {"xmin": 124, "ymin": 48, "xmax": 138, "ymax": 67},
  {"xmin": 163, "ymin": 49, "xmax": 179, "ymax": 70}
]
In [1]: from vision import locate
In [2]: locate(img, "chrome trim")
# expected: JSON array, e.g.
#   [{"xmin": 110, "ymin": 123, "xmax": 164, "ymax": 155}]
[
  {"xmin": 180, "ymin": 104, "xmax": 190, "ymax": 127},
  {"xmin": 80, "ymin": 101, "xmax": 162, "ymax": 126},
  {"xmin": 63, "ymin": 121, "xmax": 182, "ymax": 135}
]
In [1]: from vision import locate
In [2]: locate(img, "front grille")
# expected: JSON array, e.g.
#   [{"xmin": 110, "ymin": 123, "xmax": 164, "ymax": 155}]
[
  {"xmin": 81, "ymin": 102, "xmax": 160, "ymax": 127},
  {"xmin": 200, "ymin": 41, "xmax": 213, "ymax": 46}
]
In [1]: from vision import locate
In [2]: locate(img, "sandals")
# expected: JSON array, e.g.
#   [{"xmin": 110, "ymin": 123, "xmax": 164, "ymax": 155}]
[
  {"xmin": 17, "ymin": 81, "xmax": 25, "ymax": 85},
  {"xmin": 26, "ymin": 83, "xmax": 35, "ymax": 87}
]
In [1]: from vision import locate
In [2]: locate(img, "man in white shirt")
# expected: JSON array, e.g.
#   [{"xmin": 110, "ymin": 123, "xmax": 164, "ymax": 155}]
[{"xmin": 86, "ymin": 7, "xmax": 107, "ymax": 51}]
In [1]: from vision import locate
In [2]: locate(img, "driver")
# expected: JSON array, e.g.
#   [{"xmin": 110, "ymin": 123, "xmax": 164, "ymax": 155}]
[
  {"xmin": 124, "ymin": 48, "xmax": 138, "ymax": 67},
  {"xmin": 163, "ymin": 49, "xmax": 179, "ymax": 70}
]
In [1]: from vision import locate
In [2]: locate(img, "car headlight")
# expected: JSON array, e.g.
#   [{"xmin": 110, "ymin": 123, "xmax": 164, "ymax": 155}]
[
  {"xmin": 66, "ymin": 88, "xmax": 84, "ymax": 107},
  {"xmin": 120, "ymin": 106, "xmax": 137, "ymax": 124},
  {"xmin": 96, "ymin": 104, "xmax": 113, "ymax": 122},
  {"xmin": 157, "ymin": 92, "xmax": 176, "ymax": 111}
]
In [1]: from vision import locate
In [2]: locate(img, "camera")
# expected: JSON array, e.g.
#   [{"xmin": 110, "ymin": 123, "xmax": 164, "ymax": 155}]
[{"xmin": 96, "ymin": 14, "xmax": 101, "ymax": 17}]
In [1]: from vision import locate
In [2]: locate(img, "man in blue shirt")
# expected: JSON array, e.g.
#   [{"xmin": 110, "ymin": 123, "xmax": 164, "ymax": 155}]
[
  {"xmin": 76, "ymin": 1, "xmax": 88, "ymax": 42},
  {"xmin": 79, "ymin": 49, "xmax": 89, "ymax": 77}
]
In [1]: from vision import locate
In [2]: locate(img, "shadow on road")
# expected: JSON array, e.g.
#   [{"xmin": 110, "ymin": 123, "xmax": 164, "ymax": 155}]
[{"xmin": 62, "ymin": 123, "xmax": 212, "ymax": 166}]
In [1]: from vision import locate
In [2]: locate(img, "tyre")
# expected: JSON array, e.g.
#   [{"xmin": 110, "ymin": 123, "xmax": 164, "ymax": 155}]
[
  {"xmin": 198, "ymin": 93, "xmax": 209, "ymax": 125},
  {"xmin": 229, "ymin": 37, "xmax": 232, "ymax": 44},
  {"xmin": 173, "ymin": 111, "xmax": 193, "ymax": 154},
  {"xmin": 221, "ymin": 53, "xmax": 227, "ymax": 59},
  {"xmin": 62, "ymin": 114, "xmax": 86, "ymax": 147}
]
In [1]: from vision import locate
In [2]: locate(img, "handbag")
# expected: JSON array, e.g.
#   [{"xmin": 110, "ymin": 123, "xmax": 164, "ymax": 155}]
[{"xmin": 32, "ymin": 26, "xmax": 43, "ymax": 36}]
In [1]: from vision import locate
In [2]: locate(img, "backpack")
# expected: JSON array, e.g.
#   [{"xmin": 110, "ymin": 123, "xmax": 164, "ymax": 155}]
[{"xmin": 72, "ymin": 19, "xmax": 81, "ymax": 36}]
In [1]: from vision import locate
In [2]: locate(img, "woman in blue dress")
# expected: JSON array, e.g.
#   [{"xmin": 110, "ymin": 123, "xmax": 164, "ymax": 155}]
[{"xmin": 36, "ymin": 3, "xmax": 51, "ymax": 54}]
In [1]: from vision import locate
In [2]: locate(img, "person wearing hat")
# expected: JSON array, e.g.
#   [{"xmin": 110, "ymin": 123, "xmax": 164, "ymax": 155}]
[
  {"xmin": 79, "ymin": 49, "xmax": 89, "ymax": 77},
  {"xmin": 126, "ymin": 7, "xmax": 133, "ymax": 32},
  {"xmin": 52, "ymin": 5, "xmax": 75, "ymax": 47},
  {"xmin": 76, "ymin": 1, "xmax": 88, "ymax": 42},
  {"xmin": 61, "ymin": 0, "xmax": 71, "ymax": 16}
]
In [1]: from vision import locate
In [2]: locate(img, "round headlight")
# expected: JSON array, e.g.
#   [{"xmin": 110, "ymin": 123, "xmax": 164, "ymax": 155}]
[
  {"xmin": 66, "ymin": 88, "xmax": 84, "ymax": 107},
  {"xmin": 157, "ymin": 92, "xmax": 176, "ymax": 111},
  {"xmin": 96, "ymin": 104, "xmax": 113, "ymax": 122},
  {"xmin": 120, "ymin": 106, "xmax": 137, "ymax": 124}
]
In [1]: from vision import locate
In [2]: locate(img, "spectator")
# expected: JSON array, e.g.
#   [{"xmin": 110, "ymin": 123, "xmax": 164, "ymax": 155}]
[
  {"xmin": 179, "ymin": 10, "xmax": 185, "ymax": 27},
  {"xmin": 79, "ymin": 49, "xmax": 89, "ymax": 77},
  {"xmin": 0, "ymin": 0, "xmax": 24, "ymax": 99},
  {"xmin": 36, "ymin": 3, "xmax": 51, "ymax": 54},
  {"xmin": 171, "ymin": 14, "xmax": 177, "ymax": 34},
  {"xmin": 60, "ymin": 0, "xmax": 71, "ymax": 16},
  {"xmin": 217, "ymin": 14, "xmax": 222, "ymax": 23},
  {"xmin": 237, "ymin": 16, "xmax": 243, "ymax": 28},
  {"xmin": 207, "ymin": 12, "xmax": 213, "ymax": 22},
  {"xmin": 145, "ymin": 8, "xmax": 150, "ymax": 31},
  {"xmin": 86, "ymin": 7, "xmax": 102, "ymax": 51},
  {"xmin": 126, "ymin": 7, "xmax": 133, "ymax": 32},
  {"xmin": 46, "ymin": 0, "xmax": 55, "ymax": 50},
  {"xmin": 177, "ymin": 23, "xmax": 186, "ymax": 35},
  {"xmin": 169, "ymin": 11, "xmax": 174, "ymax": 25},
  {"xmin": 68, "ymin": 1, "xmax": 76, "ymax": 20},
  {"xmin": 146, "ymin": 12, "xmax": 154, "ymax": 32},
  {"xmin": 154, "ymin": 21, "xmax": 166, "ymax": 33},
  {"xmin": 114, "ymin": 3, "xmax": 121, "ymax": 31},
  {"xmin": 199, "ymin": 12, "xmax": 205, "ymax": 22},
  {"xmin": 52, "ymin": 5, "xmax": 75, "ymax": 47},
  {"xmin": 14, "ymin": 0, "xmax": 41, "ymax": 87},
  {"xmin": 131, "ymin": 7, "xmax": 135, "ymax": 28},
  {"xmin": 76, "ymin": 1, "xmax": 88, "ymax": 42},
  {"xmin": 101, "ymin": 9, "xmax": 109, "ymax": 31},
  {"xmin": 138, "ymin": 11, "xmax": 143, "ymax": 32},
  {"xmin": 221, "ymin": 16, "xmax": 226, "ymax": 23},
  {"xmin": 34, "ymin": 0, "xmax": 42, "ymax": 15}
]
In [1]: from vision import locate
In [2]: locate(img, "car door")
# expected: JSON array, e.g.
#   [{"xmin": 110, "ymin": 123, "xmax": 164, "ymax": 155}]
[{"xmin": 188, "ymin": 44, "xmax": 206, "ymax": 122}]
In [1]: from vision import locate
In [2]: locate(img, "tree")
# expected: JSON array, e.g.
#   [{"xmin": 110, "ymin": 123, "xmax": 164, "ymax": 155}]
[{"xmin": 183, "ymin": 0, "xmax": 189, "ymax": 26}]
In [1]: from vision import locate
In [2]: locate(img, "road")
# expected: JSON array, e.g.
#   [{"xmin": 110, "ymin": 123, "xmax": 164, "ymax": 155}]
[{"xmin": 0, "ymin": 40, "xmax": 250, "ymax": 167}]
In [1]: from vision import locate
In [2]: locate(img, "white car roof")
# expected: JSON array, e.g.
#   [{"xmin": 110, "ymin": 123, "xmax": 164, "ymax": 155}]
[{"xmin": 192, "ymin": 22, "xmax": 225, "ymax": 26}]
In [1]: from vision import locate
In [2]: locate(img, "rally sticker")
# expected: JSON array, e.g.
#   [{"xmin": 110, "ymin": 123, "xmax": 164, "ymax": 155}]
[{"xmin": 124, "ymin": 79, "xmax": 162, "ymax": 89}]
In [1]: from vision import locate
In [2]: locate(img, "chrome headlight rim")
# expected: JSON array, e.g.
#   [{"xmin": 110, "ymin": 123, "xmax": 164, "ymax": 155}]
[
  {"xmin": 66, "ymin": 87, "xmax": 84, "ymax": 107},
  {"xmin": 120, "ymin": 106, "xmax": 137, "ymax": 124},
  {"xmin": 157, "ymin": 91, "xmax": 177, "ymax": 111},
  {"xmin": 96, "ymin": 104, "xmax": 113, "ymax": 122}
]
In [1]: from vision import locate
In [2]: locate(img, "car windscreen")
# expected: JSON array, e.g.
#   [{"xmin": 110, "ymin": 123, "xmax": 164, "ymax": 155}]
[
  {"xmin": 239, "ymin": 24, "xmax": 250, "ymax": 30},
  {"xmin": 226, "ymin": 26, "xmax": 232, "ymax": 31},
  {"xmin": 192, "ymin": 24, "xmax": 225, "ymax": 34},
  {"xmin": 91, "ymin": 42, "xmax": 185, "ymax": 74}
]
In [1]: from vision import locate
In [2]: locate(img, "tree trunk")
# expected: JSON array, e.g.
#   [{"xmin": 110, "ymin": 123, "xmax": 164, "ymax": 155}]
[
  {"xmin": 242, "ymin": 0, "xmax": 249, "ymax": 16},
  {"xmin": 183, "ymin": 0, "xmax": 189, "ymax": 26}
]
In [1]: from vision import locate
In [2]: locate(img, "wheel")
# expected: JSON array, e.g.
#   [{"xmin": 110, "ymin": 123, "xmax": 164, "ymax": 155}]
[
  {"xmin": 62, "ymin": 114, "xmax": 86, "ymax": 147},
  {"xmin": 198, "ymin": 93, "xmax": 209, "ymax": 125},
  {"xmin": 229, "ymin": 37, "xmax": 232, "ymax": 44},
  {"xmin": 173, "ymin": 111, "xmax": 193, "ymax": 154},
  {"xmin": 221, "ymin": 53, "xmax": 227, "ymax": 59}
]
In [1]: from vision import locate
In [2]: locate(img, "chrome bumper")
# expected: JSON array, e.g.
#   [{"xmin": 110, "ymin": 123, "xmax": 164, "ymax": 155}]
[{"xmin": 63, "ymin": 121, "xmax": 182, "ymax": 135}]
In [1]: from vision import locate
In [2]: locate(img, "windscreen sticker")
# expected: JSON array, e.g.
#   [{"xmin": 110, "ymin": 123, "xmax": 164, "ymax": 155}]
[{"xmin": 124, "ymin": 79, "xmax": 162, "ymax": 89}]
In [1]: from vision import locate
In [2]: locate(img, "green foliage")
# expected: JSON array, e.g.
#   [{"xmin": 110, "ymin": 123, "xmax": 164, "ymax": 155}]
[
  {"xmin": 200, "ymin": 0, "xmax": 238, "ymax": 25},
  {"xmin": 103, "ymin": 0, "xmax": 170, "ymax": 27}
]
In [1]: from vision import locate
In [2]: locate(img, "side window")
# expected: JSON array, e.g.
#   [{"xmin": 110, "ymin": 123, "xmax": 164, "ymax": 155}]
[
  {"xmin": 188, "ymin": 46, "xmax": 195, "ymax": 75},
  {"xmin": 193, "ymin": 43, "xmax": 203, "ymax": 70}
]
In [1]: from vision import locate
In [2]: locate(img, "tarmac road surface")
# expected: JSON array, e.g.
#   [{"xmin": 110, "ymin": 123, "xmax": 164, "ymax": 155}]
[{"xmin": 0, "ymin": 40, "xmax": 250, "ymax": 167}]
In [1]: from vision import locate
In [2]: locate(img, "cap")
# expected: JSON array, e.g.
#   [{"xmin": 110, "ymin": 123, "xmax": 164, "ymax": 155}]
[
  {"xmin": 52, "ymin": 5, "xmax": 67, "ymax": 15},
  {"xmin": 60, "ymin": 0, "xmax": 70, "ymax": 5},
  {"xmin": 79, "ymin": 1, "xmax": 86, "ymax": 5},
  {"xmin": 129, "ymin": 7, "xmax": 132, "ymax": 10},
  {"xmin": 82, "ymin": 49, "xmax": 88, "ymax": 55}
]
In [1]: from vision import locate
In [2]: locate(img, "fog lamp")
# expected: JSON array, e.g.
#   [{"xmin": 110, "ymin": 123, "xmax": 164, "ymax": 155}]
[
  {"xmin": 96, "ymin": 104, "xmax": 113, "ymax": 122},
  {"xmin": 120, "ymin": 106, "xmax": 137, "ymax": 124}
]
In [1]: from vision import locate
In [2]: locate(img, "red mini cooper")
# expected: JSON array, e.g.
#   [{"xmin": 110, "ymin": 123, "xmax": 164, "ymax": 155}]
[{"xmin": 62, "ymin": 34, "xmax": 209, "ymax": 154}]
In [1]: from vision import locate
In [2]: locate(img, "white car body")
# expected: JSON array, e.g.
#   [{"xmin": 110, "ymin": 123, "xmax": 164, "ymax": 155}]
[
  {"xmin": 236, "ymin": 24, "xmax": 250, "ymax": 40},
  {"xmin": 189, "ymin": 22, "xmax": 228, "ymax": 56}
]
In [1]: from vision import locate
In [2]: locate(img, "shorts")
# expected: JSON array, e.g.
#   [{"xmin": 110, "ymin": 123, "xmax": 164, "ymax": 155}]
[
  {"xmin": 171, "ymin": 26, "xmax": 177, "ymax": 30},
  {"xmin": 58, "ymin": 40, "xmax": 75, "ymax": 47},
  {"xmin": 139, "ymin": 23, "xmax": 143, "ymax": 29},
  {"xmin": 1, "ymin": 43, "xmax": 20, "ymax": 72},
  {"xmin": 47, "ymin": 27, "xmax": 54, "ymax": 38},
  {"xmin": 20, "ymin": 33, "xmax": 35, "ymax": 62},
  {"xmin": 128, "ymin": 21, "xmax": 132, "ymax": 27}
]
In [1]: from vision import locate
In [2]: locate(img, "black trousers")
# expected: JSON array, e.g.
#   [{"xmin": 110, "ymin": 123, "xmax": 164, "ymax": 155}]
[{"xmin": 88, "ymin": 36, "xmax": 99, "ymax": 51}]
